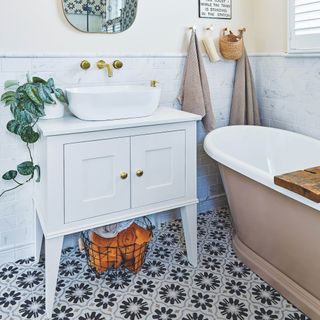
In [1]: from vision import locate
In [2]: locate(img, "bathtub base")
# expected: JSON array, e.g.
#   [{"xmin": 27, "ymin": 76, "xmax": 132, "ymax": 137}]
[
  {"xmin": 219, "ymin": 165, "xmax": 320, "ymax": 320},
  {"xmin": 233, "ymin": 232, "xmax": 320, "ymax": 320}
]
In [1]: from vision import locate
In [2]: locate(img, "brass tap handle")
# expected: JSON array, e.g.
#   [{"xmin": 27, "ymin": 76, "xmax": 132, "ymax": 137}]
[
  {"xmin": 113, "ymin": 59, "xmax": 123, "ymax": 69},
  {"xmin": 97, "ymin": 60, "xmax": 106, "ymax": 69},
  {"xmin": 120, "ymin": 172, "xmax": 128, "ymax": 180},
  {"xmin": 80, "ymin": 60, "xmax": 91, "ymax": 70},
  {"xmin": 136, "ymin": 169, "xmax": 144, "ymax": 177}
]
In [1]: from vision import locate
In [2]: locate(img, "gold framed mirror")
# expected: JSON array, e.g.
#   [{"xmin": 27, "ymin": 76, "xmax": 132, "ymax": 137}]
[{"xmin": 62, "ymin": 0, "xmax": 137, "ymax": 33}]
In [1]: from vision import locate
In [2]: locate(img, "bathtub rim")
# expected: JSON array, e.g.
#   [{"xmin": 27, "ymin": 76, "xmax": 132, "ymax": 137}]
[{"xmin": 204, "ymin": 126, "xmax": 320, "ymax": 212}]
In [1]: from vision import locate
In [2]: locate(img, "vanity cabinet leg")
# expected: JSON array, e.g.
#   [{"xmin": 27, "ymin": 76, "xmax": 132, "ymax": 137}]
[
  {"xmin": 181, "ymin": 204, "xmax": 198, "ymax": 267},
  {"xmin": 45, "ymin": 236, "xmax": 63, "ymax": 318},
  {"xmin": 35, "ymin": 213, "xmax": 43, "ymax": 263}
]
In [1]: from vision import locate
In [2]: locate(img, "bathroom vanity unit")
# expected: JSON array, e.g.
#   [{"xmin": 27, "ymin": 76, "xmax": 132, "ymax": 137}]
[{"xmin": 33, "ymin": 107, "xmax": 201, "ymax": 316}]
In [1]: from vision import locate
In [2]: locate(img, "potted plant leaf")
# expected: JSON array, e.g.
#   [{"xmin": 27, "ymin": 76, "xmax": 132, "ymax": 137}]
[{"xmin": 0, "ymin": 75, "xmax": 68, "ymax": 197}]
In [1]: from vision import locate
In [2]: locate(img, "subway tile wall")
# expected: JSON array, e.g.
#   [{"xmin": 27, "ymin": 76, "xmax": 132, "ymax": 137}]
[
  {"xmin": 0, "ymin": 55, "xmax": 233, "ymax": 263},
  {"xmin": 252, "ymin": 56, "xmax": 320, "ymax": 139}
]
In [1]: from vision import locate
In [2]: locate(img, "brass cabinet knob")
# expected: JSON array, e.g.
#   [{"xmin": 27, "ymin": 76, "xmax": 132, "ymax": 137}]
[
  {"xmin": 120, "ymin": 172, "xmax": 128, "ymax": 180},
  {"xmin": 113, "ymin": 59, "xmax": 123, "ymax": 69},
  {"xmin": 80, "ymin": 60, "xmax": 91, "ymax": 70},
  {"xmin": 136, "ymin": 169, "xmax": 144, "ymax": 177}
]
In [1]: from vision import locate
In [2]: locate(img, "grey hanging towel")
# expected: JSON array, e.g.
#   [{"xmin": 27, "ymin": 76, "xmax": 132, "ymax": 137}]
[
  {"xmin": 178, "ymin": 30, "xmax": 215, "ymax": 132},
  {"xmin": 229, "ymin": 48, "xmax": 261, "ymax": 125}
]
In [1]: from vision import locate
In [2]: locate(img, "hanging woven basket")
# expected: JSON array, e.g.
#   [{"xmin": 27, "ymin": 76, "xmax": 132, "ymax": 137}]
[{"xmin": 219, "ymin": 29, "xmax": 244, "ymax": 60}]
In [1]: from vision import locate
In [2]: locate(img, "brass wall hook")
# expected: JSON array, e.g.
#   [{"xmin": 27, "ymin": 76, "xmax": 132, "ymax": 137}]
[{"xmin": 205, "ymin": 25, "xmax": 214, "ymax": 31}]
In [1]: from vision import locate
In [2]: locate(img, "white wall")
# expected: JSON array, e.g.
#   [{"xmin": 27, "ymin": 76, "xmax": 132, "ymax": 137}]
[
  {"xmin": 0, "ymin": 0, "xmax": 255, "ymax": 54},
  {"xmin": 252, "ymin": 0, "xmax": 288, "ymax": 53}
]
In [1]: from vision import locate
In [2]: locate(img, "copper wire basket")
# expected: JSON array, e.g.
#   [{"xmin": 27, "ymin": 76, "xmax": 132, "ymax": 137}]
[{"xmin": 81, "ymin": 217, "xmax": 153, "ymax": 275}]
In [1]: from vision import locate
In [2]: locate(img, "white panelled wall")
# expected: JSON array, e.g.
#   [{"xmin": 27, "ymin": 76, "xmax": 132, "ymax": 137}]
[{"xmin": 0, "ymin": 55, "xmax": 233, "ymax": 263}]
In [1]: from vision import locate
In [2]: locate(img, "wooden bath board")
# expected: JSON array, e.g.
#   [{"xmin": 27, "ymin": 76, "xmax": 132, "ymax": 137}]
[{"xmin": 274, "ymin": 166, "xmax": 320, "ymax": 203}]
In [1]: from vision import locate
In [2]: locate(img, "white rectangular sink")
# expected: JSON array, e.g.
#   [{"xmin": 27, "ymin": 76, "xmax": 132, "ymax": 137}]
[{"xmin": 65, "ymin": 85, "xmax": 161, "ymax": 121}]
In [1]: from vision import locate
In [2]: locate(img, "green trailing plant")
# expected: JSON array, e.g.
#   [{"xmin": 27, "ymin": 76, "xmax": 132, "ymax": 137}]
[{"xmin": 0, "ymin": 75, "xmax": 68, "ymax": 198}]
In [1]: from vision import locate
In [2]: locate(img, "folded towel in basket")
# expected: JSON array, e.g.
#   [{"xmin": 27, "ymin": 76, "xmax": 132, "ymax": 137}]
[
  {"xmin": 89, "ymin": 232, "xmax": 122, "ymax": 272},
  {"xmin": 122, "ymin": 223, "xmax": 152, "ymax": 273},
  {"xmin": 88, "ymin": 222, "xmax": 152, "ymax": 273}
]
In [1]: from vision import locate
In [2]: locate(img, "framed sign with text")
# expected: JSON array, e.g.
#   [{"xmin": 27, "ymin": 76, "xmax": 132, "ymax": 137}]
[{"xmin": 199, "ymin": 0, "xmax": 232, "ymax": 19}]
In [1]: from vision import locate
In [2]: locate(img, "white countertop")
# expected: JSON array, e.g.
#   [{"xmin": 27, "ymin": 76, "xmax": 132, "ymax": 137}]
[{"xmin": 37, "ymin": 107, "xmax": 201, "ymax": 136}]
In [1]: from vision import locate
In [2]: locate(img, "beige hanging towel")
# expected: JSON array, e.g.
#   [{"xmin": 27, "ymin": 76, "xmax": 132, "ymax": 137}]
[
  {"xmin": 178, "ymin": 30, "xmax": 215, "ymax": 132},
  {"xmin": 229, "ymin": 48, "xmax": 261, "ymax": 125}
]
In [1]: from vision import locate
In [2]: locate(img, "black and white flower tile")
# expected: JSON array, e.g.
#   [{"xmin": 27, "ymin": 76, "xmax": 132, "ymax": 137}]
[{"xmin": 0, "ymin": 207, "xmax": 309, "ymax": 320}]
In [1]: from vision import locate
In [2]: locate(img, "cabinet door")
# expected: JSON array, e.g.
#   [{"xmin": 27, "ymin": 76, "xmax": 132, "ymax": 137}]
[
  {"xmin": 131, "ymin": 130, "xmax": 186, "ymax": 207},
  {"xmin": 64, "ymin": 138, "xmax": 130, "ymax": 223}
]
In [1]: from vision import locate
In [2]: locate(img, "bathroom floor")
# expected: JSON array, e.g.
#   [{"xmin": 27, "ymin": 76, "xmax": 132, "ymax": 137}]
[{"xmin": 0, "ymin": 208, "xmax": 308, "ymax": 320}]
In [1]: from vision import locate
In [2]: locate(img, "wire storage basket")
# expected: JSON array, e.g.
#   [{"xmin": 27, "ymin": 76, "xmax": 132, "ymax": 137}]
[{"xmin": 81, "ymin": 217, "xmax": 153, "ymax": 274}]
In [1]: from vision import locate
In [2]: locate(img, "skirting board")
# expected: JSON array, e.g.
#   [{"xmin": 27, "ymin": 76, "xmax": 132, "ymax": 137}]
[
  {"xmin": 0, "ymin": 243, "xmax": 34, "ymax": 265},
  {"xmin": 233, "ymin": 233, "xmax": 320, "ymax": 320}
]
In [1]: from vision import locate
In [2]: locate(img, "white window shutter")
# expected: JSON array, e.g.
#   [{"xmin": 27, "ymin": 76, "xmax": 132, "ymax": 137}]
[{"xmin": 289, "ymin": 0, "xmax": 320, "ymax": 52}]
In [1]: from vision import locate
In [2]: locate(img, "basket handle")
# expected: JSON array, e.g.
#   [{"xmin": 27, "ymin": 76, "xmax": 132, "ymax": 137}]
[
  {"xmin": 222, "ymin": 27, "xmax": 246, "ymax": 38},
  {"xmin": 222, "ymin": 27, "xmax": 230, "ymax": 36}
]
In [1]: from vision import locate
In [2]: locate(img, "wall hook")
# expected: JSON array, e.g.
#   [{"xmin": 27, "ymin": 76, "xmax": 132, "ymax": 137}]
[
  {"xmin": 205, "ymin": 25, "xmax": 214, "ymax": 31},
  {"xmin": 223, "ymin": 27, "xmax": 230, "ymax": 34},
  {"xmin": 189, "ymin": 26, "xmax": 197, "ymax": 32}
]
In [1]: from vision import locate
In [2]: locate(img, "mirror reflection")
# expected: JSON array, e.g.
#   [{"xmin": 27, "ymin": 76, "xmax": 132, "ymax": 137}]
[{"xmin": 63, "ymin": 0, "xmax": 137, "ymax": 33}]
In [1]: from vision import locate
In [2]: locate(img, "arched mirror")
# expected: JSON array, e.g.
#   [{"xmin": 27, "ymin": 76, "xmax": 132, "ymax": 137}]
[{"xmin": 62, "ymin": 0, "xmax": 137, "ymax": 33}]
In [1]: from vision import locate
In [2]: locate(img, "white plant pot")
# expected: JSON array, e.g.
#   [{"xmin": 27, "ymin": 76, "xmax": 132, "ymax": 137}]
[{"xmin": 42, "ymin": 100, "xmax": 65, "ymax": 120}]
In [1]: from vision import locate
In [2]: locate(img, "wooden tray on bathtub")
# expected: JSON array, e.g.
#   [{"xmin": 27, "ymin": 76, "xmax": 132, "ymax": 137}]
[{"xmin": 274, "ymin": 166, "xmax": 320, "ymax": 203}]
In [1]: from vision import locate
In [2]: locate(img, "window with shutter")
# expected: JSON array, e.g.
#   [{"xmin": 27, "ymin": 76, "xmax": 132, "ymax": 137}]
[{"xmin": 289, "ymin": 0, "xmax": 320, "ymax": 52}]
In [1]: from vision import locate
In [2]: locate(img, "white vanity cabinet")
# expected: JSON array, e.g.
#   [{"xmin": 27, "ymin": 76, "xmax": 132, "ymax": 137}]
[{"xmin": 34, "ymin": 107, "xmax": 201, "ymax": 317}]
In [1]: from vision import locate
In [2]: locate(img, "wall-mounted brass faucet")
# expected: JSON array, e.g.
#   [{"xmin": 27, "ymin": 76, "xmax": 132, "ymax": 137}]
[
  {"xmin": 96, "ymin": 59, "xmax": 123, "ymax": 78},
  {"xmin": 97, "ymin": 60, "xmax": 113, "ymax": 77}
]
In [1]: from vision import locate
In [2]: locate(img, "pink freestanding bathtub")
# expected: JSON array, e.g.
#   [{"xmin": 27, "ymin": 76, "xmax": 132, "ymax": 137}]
[{"xmin": 204, "ymin": 125, "xmax": 320, "ymax": 320}]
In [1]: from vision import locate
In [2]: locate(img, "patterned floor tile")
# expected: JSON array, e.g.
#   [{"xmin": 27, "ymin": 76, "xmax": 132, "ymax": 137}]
[{"xmin": 0, "ymin": 207, "xmax": 309, "ymax": 320}]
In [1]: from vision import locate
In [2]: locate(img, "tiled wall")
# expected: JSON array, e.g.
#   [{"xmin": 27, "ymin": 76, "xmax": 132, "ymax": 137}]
[
  {"xmin": 0, "ymin": 55, "xmax": 233, "ymax": 263},
  {"xmin": 252, "ymin": 56, "xmax": 320, "ymax": 139}
]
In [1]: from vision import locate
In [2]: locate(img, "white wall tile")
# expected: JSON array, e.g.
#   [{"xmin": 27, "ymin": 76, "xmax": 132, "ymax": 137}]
[
  {"xmin": 1, "ymin": 58, "xmax": 32, "ymax": 72},
  {"xmin": 253, "ymin": 56, "xmax": 320, "ymax": 140}
]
